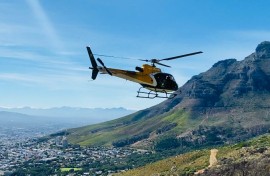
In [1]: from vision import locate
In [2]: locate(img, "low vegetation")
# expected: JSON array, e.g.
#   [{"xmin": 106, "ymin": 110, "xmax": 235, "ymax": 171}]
[
  {"xmin": 60, "ymin": 168, "xmax": 82, "ymax": 172},
  {"xmin": 116, "ymin": 133, "xmax": 270, "ymax": 176}
]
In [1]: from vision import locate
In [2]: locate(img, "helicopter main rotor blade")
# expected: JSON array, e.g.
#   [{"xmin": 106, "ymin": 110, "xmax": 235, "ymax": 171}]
[
  {"xmin": 139, "ymin": 59, "xmax": 150, "ymax": 62},
  {"xmin": 156, "ymin": 62, "xmax": 171, "ymax": 68},
  {"xmin": 160, "ymin": 51, "xmax": 203, "ymax": 61},
  {"xmin": 97, "ymin": 58, "xmax": 113, "ymax": 76},
  {"xmin": 94, "ymin": 54, "xmax": 134, "ymax": 60}
]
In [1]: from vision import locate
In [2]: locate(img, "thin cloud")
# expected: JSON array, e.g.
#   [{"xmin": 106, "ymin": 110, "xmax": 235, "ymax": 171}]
[
  {"xmin": 0, "ymin": 73, "xmax": 37, "ymax": 82},
  {"xmin": 0, "ymin": 46, "xmax": 88, "ymax": 74},
  {"xmin": 0, "ymin": 72, "xmax": 88, "ymax": 89},
  {"xmin": 26, "ymin": 0, "xmax": 64, "ymax": 53},
  {"xmin": 0, "ymin": 22, "xmax": 41, "ymax": 48}
]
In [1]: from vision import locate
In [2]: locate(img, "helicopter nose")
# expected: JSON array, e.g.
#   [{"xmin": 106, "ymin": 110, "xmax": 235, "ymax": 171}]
[{"xmin": 168, "ymin": 81, "xmax": 178, "ymax": 91}]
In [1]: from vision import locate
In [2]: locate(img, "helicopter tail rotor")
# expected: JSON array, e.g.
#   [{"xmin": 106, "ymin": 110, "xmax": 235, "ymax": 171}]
[
  {"xmin": 97, "ymin": 58, "xmax": 113, "ymax": 76},
  {"xmin": 86, "ymin": 46, "xmax": 99, "ymax": 80}
]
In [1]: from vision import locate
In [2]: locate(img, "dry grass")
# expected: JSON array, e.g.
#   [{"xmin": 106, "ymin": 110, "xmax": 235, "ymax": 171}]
[{"xmin": 115, "ymin": 134, "xmax": 270, "ymax": 176}]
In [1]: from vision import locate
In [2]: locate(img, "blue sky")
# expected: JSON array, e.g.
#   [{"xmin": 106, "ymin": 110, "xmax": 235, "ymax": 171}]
[{"xmin": 0, "ymin": 0, "xmax": 270, "ymax": 110}]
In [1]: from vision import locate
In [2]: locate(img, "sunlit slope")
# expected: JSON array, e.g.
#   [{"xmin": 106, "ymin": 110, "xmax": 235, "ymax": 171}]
[
  {"xmin": 115, "ymin": 134, "xmax": 270, "ymax": 176},
  {"xmin": 67, "ymin": 108, "xmax": 193, "ymax": 146}
]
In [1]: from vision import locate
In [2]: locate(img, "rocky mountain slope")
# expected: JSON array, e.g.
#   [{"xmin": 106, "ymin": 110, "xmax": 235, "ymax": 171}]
[{"xmin": 67, "ymin": 41, "xmax": 270, "ymax": 148}]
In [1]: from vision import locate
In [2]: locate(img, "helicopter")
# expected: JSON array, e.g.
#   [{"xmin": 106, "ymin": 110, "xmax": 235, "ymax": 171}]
[{"xmin": 86, "ymin": 46, "xmax": 202, "ymax": 99}]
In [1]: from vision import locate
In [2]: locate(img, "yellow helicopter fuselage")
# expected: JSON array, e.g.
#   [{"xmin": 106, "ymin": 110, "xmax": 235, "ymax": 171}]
[{"xmin": 98, "ymin": 64, "xmax": 160, "ymax": 87}]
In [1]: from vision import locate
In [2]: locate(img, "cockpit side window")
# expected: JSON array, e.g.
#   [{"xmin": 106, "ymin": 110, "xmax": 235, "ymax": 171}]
[
  {"xmin": 135, "ymin": 66, "xmax": 144, "ymax": 72},
  {"xmin": 165, "ymin": 74, "xmax": 175, "ymax": 81},
  {"xmin": 169, "ymin": 75, "xmax": 175, "ymax": 81}
]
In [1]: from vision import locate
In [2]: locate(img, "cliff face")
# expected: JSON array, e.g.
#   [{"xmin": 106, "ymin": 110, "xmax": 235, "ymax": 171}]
[{"xmin": 165, "ymin": 41, "xmax": 270, "ymax": 108}]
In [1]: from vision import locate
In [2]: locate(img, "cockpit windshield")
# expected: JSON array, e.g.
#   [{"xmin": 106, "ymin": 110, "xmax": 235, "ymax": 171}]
[
  {"xmin": 167, "ymin": 75, "xmax": 175, "ymax": 81},
  {"xmin": 153, "ymin": 73, "xmax": 178, "ymax": 91}
]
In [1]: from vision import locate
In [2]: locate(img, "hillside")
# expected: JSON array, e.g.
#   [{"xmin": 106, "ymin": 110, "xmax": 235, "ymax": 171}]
[
  {"xmin": 115, "ymin": 133, "xmax": 270, "ymax": 176},
  {"xmin": 67, "ymin": 41, "xmax": 270, "ymax": 148}
]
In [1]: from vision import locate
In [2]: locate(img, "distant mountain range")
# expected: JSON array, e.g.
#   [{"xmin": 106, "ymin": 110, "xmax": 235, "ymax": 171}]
[
  {"xmin": 0, "ymin": 106, "xmax": 134, "ymax": 118},
  {"xmin": 0, "ymin": 111, "xmax": 48, "ymax": 128},
  {"xmin": 66, "ymin": 41, "xmax": 270, "ymax": 148},
  {"xmin": 0, "ymin": 107, "xmax": 135, "ymax": 130}
]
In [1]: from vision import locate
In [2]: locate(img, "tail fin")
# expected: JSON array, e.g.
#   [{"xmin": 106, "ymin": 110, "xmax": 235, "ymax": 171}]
[{"xmin": 86, "ymin": 46, "xmax": 99, "ymax": 80}]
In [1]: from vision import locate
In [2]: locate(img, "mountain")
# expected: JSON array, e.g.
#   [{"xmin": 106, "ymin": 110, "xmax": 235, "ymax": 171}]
[
  {"xmin": 0, "ymin": 111, "xmax": 70, "ymax": 137},
  {"xmin": 0, "ymin": 111, "xmax": 46, "ymax": 128},
  {"xmin": 67, "ymin": 41, "xmax": 270, "ymax": 148}
]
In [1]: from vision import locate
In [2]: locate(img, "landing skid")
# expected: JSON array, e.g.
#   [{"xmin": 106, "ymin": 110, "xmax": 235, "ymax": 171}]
[{"xmin": 136, "ymin": 87, "xmax": 177, "ymax": 99}]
